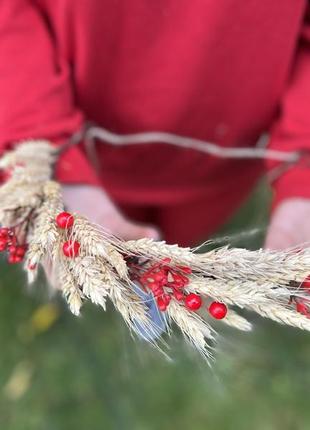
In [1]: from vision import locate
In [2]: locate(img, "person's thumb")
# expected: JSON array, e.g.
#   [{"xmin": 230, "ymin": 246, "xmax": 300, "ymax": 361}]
[{"xmin": 116, "ymin": 219, "xmax": 161, "ymax": 241}]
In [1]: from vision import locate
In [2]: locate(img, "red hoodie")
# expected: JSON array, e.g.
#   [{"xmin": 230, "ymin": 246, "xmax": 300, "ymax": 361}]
[{"xmin": 0, "ymin": 0, "xmax": 310, "ymax": 244}]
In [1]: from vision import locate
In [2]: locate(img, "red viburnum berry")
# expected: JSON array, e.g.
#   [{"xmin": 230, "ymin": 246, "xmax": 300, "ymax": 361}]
[
  {"xmin": 56, "ymin": 212, "xmax": 74, "ymax": 229},
  {"xmin": 296, "ymin": 301, "xmax": 310, "ymax": 316},
  {"xmin": 28, "ymin": 263, "xmax": 37, "ymax": 270},
  {"xmin": 209, "ymin": 301, "xmax": 228, "ymax": 319},
  {"xmin": 302, "ymin": 277, "xmax": 310, "ymax": 289},
  {"xmin": 0, "ymin": 169, "xmax": 12, "ymax": 183},
  {"xmin": 157, "ymin": 296, "xmax": 167, "ymax": 312},
  {"xmin": 63, "ymin": 240, "xmax": 80, "ymax": 258},
  {"xmin": 8, "ymin": 254, "xmax": 22, "ymax": 264},
  {"xmin": 0, "ymin": 238, "xmax": 8, "ymax": 251},
  {"xmin": 185, "ymin": 293, "xmax": 202, "ymax": 311},
  {"xmin": 0, "ymin": 227, "xmax": 9, "ymax": 239},
  {"xmin": 162, "ymin": 294, "xmax": 171, "ymax": 306},
  {"xmin": 8, "ymin": 245, "xmax": 17, "ymax": 254},
  {"xmin": 16, "ymin": 246, "xmax": 26, "ymax": 258}
]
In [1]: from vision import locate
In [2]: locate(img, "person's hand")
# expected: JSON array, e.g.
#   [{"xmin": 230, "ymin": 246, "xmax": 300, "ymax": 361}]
[
  {"xmin": 62, "ymin": 184, "xmax": 160, "ymax": 241},
  {"xmin": 265, "ymin": 198, "xmax": 310, "ymax": 250}
]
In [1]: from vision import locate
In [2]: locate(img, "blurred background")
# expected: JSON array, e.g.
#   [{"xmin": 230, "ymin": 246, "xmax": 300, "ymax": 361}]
[{"xmin": 1, "ymin": 179, "xmax": 310, "ymax": 430}]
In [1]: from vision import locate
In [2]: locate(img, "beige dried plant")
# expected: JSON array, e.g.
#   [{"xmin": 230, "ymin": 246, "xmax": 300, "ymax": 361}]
[{"xmin": 0, "ymin": 140, "xmax": 310, "ymax": 359}]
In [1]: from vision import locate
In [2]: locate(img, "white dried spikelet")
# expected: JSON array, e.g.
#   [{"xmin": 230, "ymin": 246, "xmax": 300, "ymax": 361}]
[
  {"xmin": 222, "ymin": 310, "xmax": 252, "ymax": 331},
  {"xmin": 13, "ymin": 139, "xmax": 57, "ymax": 170},
  {"xmin": 58, "ymin": 264, "xmax": 83, "ymax": 316},
  {"xmin": 109, "ymin": 282, "xmax": 150, "ymax": 332},
  {"xmin": 24, "ymin": 243, "xmax": 42, "ymax": 284},
  {"xmin": 249, "ymin": 303, "xmax": 310, "ymax": 331},
  {"xmin": 33, "ymin": 181, "xmax": 64, "ymax": 250},
  {"xmin": 123, "ymin": 239, "xmax": 196, "ymax": 266},
  {"xmin": 70, "ymin": 217, "xmax": 109, "ymax": 256},
  {"xmin": 69, "ymin": 256, "xmax": 112, "ymax": 309},
  {"xmin": 189, "ymin": 279, "xmax": 272, "ymax": 307},
  {"xmin": 197, "ymin": 247, "xmax": 310, "ymax": 284},
  {"xmin": 167, "ymin": 301, "xmax": 215, "ymax": 358},
  {"xmin": 71, "ymin": 217, "xmax": 128, "ymax": 279},
  {"xmin": 104, "ymin": 244, "xmax": 128, "ymax": 279},
  {"xmin": 0, "ymin": 183, "xmax": 43, "ymax": 210}
]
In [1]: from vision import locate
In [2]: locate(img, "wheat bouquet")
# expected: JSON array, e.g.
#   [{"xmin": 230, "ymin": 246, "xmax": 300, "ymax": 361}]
[{"xmin": 1, "ymin": 139, "xmax": 310, "ymax": 359}]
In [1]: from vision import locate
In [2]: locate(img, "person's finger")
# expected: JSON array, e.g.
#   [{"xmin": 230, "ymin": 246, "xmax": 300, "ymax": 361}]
[
  {"xmin": 114, "ymin": 219, "xmax": 161, "ymax": 241},
  {"xmin": 264, "ymin": 227, "xmax": 295, "ymax": 250}
]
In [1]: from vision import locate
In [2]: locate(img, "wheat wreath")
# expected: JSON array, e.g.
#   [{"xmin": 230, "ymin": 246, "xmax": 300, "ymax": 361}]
[{"xmin": 1, "ymin": 139, "xmax": 310, "ymax": 359}]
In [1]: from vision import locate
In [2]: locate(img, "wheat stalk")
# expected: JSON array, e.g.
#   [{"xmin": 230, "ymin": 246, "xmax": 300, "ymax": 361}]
[
  {"xmin": 221, "ymin": 310, "xmax": 252, "ymax": 331},
  {"xmin": 0, "ymin": 139, "xmax": 310, "ymax": 359}
]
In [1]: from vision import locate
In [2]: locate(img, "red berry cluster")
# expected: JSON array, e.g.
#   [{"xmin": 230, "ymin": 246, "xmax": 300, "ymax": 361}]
[
  {"xmin": 55, "ymin": 212, "xmax": 80, "ymax": 258},
  {"xmin": 139, "ymin": 258, "xmax": 198, "ymax": 312},
  {"xmin": 137, "ymin": 258, "xmax": 228, "ymax": 318},
  {"xmin": 293, "ymin": 277, "xmax": 310, "ymax": 318},
  {"xmin": 0, "ymin": 227, "xmax": 27, "ymax": 264}
]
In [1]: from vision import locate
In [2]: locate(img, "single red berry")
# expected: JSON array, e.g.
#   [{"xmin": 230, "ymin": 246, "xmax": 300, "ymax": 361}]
[
  {"xmin": 302, "ymin": 277, "xmax": 310, "ymax": 289},
  {"xmin": 0, "ymin": 238, "xmax": 7, "ymax": 251},
  {"xmin": 56, "ymin": 212, "xmax": 74, "ymax": 229},
  {"xmin": 162, "ymin": 294, "xmax": 171, "ymax": 306},
  {"xmin": 28, "ymin": 263, "xmax": 37, "ymax": 270},
  {"xmin": 0, "ymin": 227, "xmax": 9, "ymax": 239},
  {"xmin": 16, "ymin": 246, "xmax": 26, "ymax": 258},
  {"xmin": 157, "ymin": 296, "xmax": 167, "ymax": 312},
  {"xmin": 209, "ymin": 301, "xmax": 228, "ymax": 319},
  {"xmin": 1, "ymin": 169, "xmax": 12, "ymax": 182},
  {"xmin": 296, "ymin": 302, "xmax": 309, "ymax": 316},
  {"xmin": 185, "ymin": 293, "xmax": 202, "ymax": 311},
  {"xmin": 8, "ymin": 254, "xmax": 20, "ymax": 264},
  {"xmin": 8, "ymin": 245, "xmax": 17, "ymax": 255},
  {"xmin": 63, "ymin": 240, "xmax": 80, "ymax": 258}
]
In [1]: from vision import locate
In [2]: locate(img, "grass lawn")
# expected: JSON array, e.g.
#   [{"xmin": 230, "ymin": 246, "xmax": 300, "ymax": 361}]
[{"xmin": 1, "ymin": 180, "xmax": 310, "ymax": 430}]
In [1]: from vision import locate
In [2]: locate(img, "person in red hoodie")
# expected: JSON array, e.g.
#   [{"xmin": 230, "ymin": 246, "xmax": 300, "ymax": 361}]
[{"xmin": 1, "ymin": 0, "xmax": 310, "ymax": 249}]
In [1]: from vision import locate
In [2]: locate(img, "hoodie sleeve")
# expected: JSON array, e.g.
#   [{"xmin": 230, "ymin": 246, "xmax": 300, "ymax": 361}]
[
  {"xmin": 0, "ymin": 0, "xmax": 100, "ymax": 185},
  {"xmin": 267, "ymin": 7, "xmax": 310, "ymax": 208}
]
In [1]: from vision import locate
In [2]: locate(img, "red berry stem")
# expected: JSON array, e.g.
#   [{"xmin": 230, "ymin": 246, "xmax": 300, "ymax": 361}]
[
  {"xmin": 128, "ymin": 257, "xmax": 199, "ymax": 312},
  {"xmin": 0, "ymin": 225, "xmax": 28, "ymax": 264}
]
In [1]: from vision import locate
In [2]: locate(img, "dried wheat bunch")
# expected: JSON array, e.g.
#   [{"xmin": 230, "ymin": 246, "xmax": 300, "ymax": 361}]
[{"xmin": 1, "ymin": 140, "xmax": 310, "ymax": 359}]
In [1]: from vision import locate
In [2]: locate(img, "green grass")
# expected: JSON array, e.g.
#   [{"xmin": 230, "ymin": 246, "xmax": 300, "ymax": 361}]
[{"xmin": 1, "ymin": 181, "xmax": 310, "ymax": 430}]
